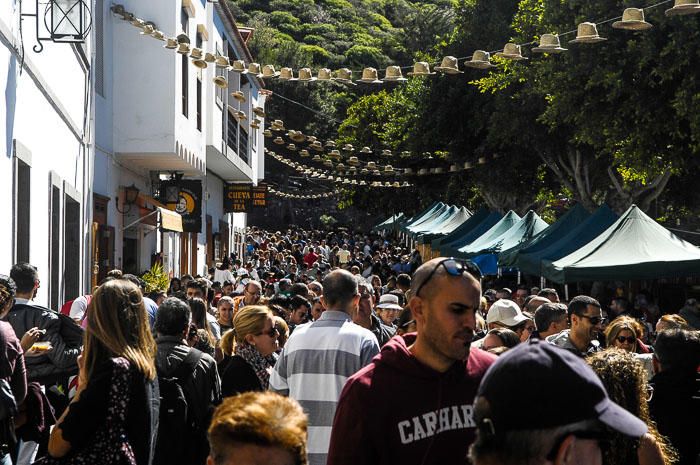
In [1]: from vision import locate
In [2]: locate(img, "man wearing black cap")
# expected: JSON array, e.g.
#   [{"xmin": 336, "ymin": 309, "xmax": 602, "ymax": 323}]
[{"xmin": 469, "ymin": 340, "xmax": 648, "ymax": 465}]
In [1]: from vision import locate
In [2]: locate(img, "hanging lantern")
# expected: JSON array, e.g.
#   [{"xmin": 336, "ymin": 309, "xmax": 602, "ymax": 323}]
[{"xmin": 23, "ymin": 0, "xmax": 93, "ymax": 52}]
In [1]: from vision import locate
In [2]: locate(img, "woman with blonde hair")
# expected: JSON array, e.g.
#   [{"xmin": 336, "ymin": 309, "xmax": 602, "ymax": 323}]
[
  {"xmin": 588, "ymin": 349, "xmax": 677, "ymax": 465},
  {"xmin": 218, "ymin": 305, "xmax": 279, "ymax": 397},
  {"xmin": 47, "ymin": 279, "xmax": 158, "ymax": 464},
  {"xmin": 605, "ymin": 315, "xmax": 643, "ymax": 353}
]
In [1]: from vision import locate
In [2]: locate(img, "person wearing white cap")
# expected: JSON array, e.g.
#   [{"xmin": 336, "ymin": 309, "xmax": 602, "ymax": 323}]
[
  {"xmin": 376, "ymin": 293, "xmax": 403, "ymax": 327},
  {"xmin": 485, "ymin": 299, "xmax": 532, "ymax": 337}
]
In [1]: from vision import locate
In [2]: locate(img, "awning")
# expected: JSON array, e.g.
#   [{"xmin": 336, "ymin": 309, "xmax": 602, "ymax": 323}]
[{"xmin": 159, "ymin": 207, "xmax": 183, "ymax": 232}]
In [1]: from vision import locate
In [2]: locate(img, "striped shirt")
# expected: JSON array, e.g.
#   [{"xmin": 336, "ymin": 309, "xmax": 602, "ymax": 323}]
[{"xmin": 270, "ymin": 310, "xmax": 380, "ymax": 465}]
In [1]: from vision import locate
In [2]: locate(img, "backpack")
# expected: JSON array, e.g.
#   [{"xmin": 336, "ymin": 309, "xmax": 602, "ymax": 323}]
[{"xmin": 153, "ymin": 348, "xmax": 205, "ymax": 465}]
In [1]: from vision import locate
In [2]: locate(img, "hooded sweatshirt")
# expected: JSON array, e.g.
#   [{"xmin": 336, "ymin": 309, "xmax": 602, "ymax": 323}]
[{"xmin": 327, "ymin": 334, "xmax": 495, "ymax": 465}]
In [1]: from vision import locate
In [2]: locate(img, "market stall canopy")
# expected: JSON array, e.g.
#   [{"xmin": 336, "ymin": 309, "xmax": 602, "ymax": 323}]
[
  {"xmin": 430, "ymin": 208, "xmax": 502, "ymax": 250},
  {"xmin": 372, "ymin": 212, "xmax": 405, "ymax": 232},
  {"xmin": 499, "ymin": 204, "xmax": 590, "ymax": 267},
  {"xmin": 401, "ymin": 202, "xmax": 444, "ymax": 232},
  {"xmin": 517, "ymin": 204, "xmax": 618, "ymax": 277},
  {"xmin": 405, "ymin": 204, "xmax": 452, "ymax": 234},
  {"xmin": 416, "ymin": 207, "xmax": 472, "ymax": 244},
  {"xmin": 457, "ymin": 211, "xmax": 543, "ymax": 257},
  {"xmin": 408, "ymin": 205, "xmax": 459, "ymax": 238},
  {"xmin": 543, "ymin": 205, "xmax": 700, "ymax": 283},
  {"xmin": 462, "ymin": 211, "xmax": 549, "ymax": 274},
  {"xmin": 442, "ymin": 211, "xmax": 516, "ymax": 257}
]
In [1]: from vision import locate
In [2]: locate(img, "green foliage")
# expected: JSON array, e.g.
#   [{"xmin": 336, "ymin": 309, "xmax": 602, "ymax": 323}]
[
  {"xmin": 141, "ymin": 263, "xmax": 169, "ymax": 294},
  {"xmin": 319, "ymin": 214, "xmax": 338, "ymax": 226}
]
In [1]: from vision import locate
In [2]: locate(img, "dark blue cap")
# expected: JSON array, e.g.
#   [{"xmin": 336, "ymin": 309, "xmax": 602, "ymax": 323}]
[{"xmin": 476, "ymin": 339, "xmax": 647, "ymax": 437}]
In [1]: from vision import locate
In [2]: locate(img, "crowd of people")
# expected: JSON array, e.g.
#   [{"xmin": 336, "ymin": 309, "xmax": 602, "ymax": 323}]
[{"xmin": 0, "ymin": 225, "xmax": 698, "ymax": 465}]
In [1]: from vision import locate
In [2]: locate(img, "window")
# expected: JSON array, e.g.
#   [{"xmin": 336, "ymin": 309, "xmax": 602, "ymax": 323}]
[
  {"xmin": 95, "ymin": 0, "xmax": 104, "ymax": 96},
  {"xmin": 227, "ymin": 108, "xmax": 238, "ymax": 151},
  {"xmin": 181, "ymin": 53, "xmax": 188, "ymax": 117},
  {"xmin": 196, "ymin": 32, "xmax": 203, "ymax": 49},
  {"xmin": 180, "ymin": 8, "xmax": 189, "ymax": 34},
  {"xmin": 239, "ymin": 129, "xmax": 249, "ymax": 165},
  {"xmin": 50, "ymin": 183, "xmax": 61, "ymax": 310},
  {"xmin": 196, "ymin": 77, "xmax": 202, "ymax": 131},
  {"xmin": 13, "ymin": 157, "xmax": 30, "ymax": 263},
  {"xmin": 63, "ymin": 191, "xmax": 81, "ymax": 301}
]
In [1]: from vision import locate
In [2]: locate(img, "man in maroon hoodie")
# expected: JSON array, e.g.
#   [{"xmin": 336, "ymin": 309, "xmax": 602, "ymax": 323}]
[{"xmin": 327, "ymin": 257, "xmax": 496, "ymax": 465}]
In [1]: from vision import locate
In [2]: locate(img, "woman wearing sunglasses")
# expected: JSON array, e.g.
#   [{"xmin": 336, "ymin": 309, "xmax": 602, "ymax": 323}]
[
  {"xmin": 218, "ymin": 305, "xmax": 279, "ymax": 397},
  {"xmin": 605, "ymin": 316, "xmax": 643, "ymax": 353}
]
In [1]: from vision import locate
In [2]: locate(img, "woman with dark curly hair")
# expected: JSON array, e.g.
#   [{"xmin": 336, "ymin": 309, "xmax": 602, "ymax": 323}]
[{"xmin": 588, "ymin": 349, "xmax": 677, "ymax": 465}]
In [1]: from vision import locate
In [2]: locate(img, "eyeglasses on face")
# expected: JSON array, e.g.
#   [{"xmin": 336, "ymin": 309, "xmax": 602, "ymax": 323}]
[
  {"xmin": 257, "ymin": 327, "xmax": 279, "ymax": 338},
  {"xmin": 616, "ymin": 335, "xmax": 636, "ymax": 344},
  {"xmin": 576, "ymin": 314, "xmax": 606, "ymax": 326},
  {"xmin": 414, "ymin": 258, "xmax": 482, "ymax": 298}
]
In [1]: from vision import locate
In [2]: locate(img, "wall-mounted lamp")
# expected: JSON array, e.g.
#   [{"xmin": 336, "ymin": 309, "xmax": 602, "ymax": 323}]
[
  {"xmin": 21, "ymin": 0, "xmax": 93, "ymax": 53},
  {"xmin": 116, "ymin": 184, "xmax": 140, "ymax": 214}
]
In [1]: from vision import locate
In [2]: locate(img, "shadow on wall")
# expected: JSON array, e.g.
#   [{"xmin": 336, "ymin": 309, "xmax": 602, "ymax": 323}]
[{"xmin": 5, "ymin": 55, "xmax": 17, "ymax": 158}]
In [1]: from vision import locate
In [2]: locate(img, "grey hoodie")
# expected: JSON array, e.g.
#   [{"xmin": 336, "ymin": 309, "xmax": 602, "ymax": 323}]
[{"xmin": 546, "ymin": 329, "xmax": 600, "ymax": 357}]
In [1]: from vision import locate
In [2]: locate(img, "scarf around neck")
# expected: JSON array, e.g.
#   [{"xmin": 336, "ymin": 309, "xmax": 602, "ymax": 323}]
[{"xmin": 234, "ymin": 342, "xmax": 276, "ymax": 390}]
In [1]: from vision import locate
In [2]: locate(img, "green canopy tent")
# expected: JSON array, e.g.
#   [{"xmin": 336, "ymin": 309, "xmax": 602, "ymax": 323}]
[
  {"xmin": 372, "ymin": 213, "xmax": 405, "ymax": 232},
  {"xmin": 516, "ymin": 205, "xmax": 618, "ymax": 277},
  {"xmin": 408, "ymin": 205, "xmax": 459, "ymax": 238},
  {"xmin": 435, "ymin": 210, "xmax": 503, "ymax": 256},
  {"xmin": 416, "ymin": 207, "xmax": 472, "ymax": 244},
  {"xmin": 401, "ymin": 202, "xmax": 447, "ymax": 232},
  {"xmin": 499, "ymin": 204, "xmax": 590, "ymax": 268},
  {"xmin": 543, "ymin": 205, "xmax": 700, "ymax": 283},
  {"xmin": 443, "ymin": 211, "xmax": 521, "ymax": 257},
  {"xmin": 460, "ymin": 211, "xmax": 549, "ymax": 275}
]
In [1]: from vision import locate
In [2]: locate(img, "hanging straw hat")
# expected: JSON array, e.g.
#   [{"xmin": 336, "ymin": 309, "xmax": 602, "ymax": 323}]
[
  {"xmin": 204, "ymin": 52, "xmax": 216, "ymax": 63},
  {"xmin": 464, "ymin": 50, "xmax": 496, "ymax": 69},
  {"xmin": 312, "ymin": 154, "xmax": 322, "ymax": 162},
  {"xmin": 231, "ymin": 91, "xmax": 246, "ymax": 102},
  {"xmin": 383, "ymin": 66, "xmax": 408, "ymax": 82},
  {"xmin": 235, "ymin": 111, "xmax": 247, "ymax": 121},
  {"xmin": 310, "ymin": 141, "xmax": 324, "ymax": 152},
  {"xmin": 299, "ymin": 149, "xmax": 310, "ymax": 157},
  {"xmin": 215, "ymin": 55, "xmax": 230, "ymax": 67},
  {"xmin": 213, "ymin": 76, "xmax": 228, "ymax": 89},
  {"xmin": 569, "ymin": 22, "xmax": 607, "ymax": 43},
  {"xmin": 261, "ymin": 64, "xmax": 280, "ymax": 78},
  {"xmin": 450, "ymin": 164, "xmax": 459, "ymax": 172},
  {"xmin": 317, "ymin": 68, "xmax": 332, "ymax": 80},
  {"xmin": 271, "ymin": 120, "xmax": 285, "ymax": 130},
  {"xmin": 478, "ymin": 156, "xmax": 487, "ymax": 164},
  {"xmin": 347, "ymin": 156, "xmax": 360, "ymax": 166},
  {"xmin": 384, "ymin": 165, "xmax": 394, "ymax": 174},
  {"xmin": 336, "ymin": 163, "xmax": 346, "ymax": 171},
  {"xmin": 366, "ymin": 161, "xmax": 377, "ymax": 170},
  {"xmin": 434, "ymin": 56, "xmax": 463, "ymax": 74},
  {"xmin": 287, "ymin": 143, "xmax": 298, "ymax": 151},
  {"xmin": 404, "ymin": 167, "xmax": 414, "ymax": 175},
  {"xmin": 612, "ymin": 8, "xmax": 653, "ymax": 30},
  {"xmin": 253, "ymin": 106, "xmax": 266, "ymax": 118},
  {"xmin": 495, "ymin": 43, "xmax": 528, "ymax": 60},
  {"xmin": 532, "ymin": 34, "xmax": 567, "ymax": 53},
  {"xmin": 434, "ymin": 167, "xmax": 445, "ymax": 174},
  {"xmin": 164, "ymin": 37, "xmax": 178, "ymax": 49},
  {"xmin": 288, "ymin": 131, "xmax": 306, "ymax": 143},
  {"xmin": 328, "ymin": 150, "xmax": 342, "ymax": 160},
  {"xmin": 360, "ymin": 146, "xmax": 372, "ymax": 154},
  {"xmin": 151, "ymin": 30, "xmax": 166, "ymax": 41},
  {"xmin": 325, "ymin": 140, "xmax": 337, "ymax": 148},
  {"xmin": 130, "ymin": 18, "xmax": 145, "ymax": 28},
  {"xmin": 140, "ymin": 24, "xmax": 155, "ymax": 35},
  {"xmin": 263, "ymin": 129, "xmax": 273, "ymax": 137},
  {"xmin": 333, "ymin": 68, "xmax": 356, "ymax": 85},
  {"xmin": 407, "ymin": 62, "xmax": 435, "ymax": 76},
  {"xmin": 342, "ymin": 144, "xmax": 354, "ymax": 152},
  {"xmin": 176, "ymin": 43, "xmax": 191, "ymax": 55},
  {"xmin": 357, "ymin": 67, "xmax": 383, "ymax": 84},
  {"xmin": 250, "ymin": 119, "xmax": 261, "ymax": 129},
  {"xmin": 176, "ymin": 33, "xmax": 190, "ymax": 44},
  {"xmin": 298, "ymin": 68, "xmax": 317, "ymax": 82},
  {"xmin": 190, "ymin": 48, "xmax": 207, "ymax": 68},
  {"xmin": 230, "ymin": 60, "xmax": 246, "ymax": 72},
  {"xmin": 273, "ymin": 136, "xmax": 285, "ymax": 145},
  {"xmin": 381, "ymin": 149, "xmax": 392, "ymax": 156},
  {"xmin": 324, "ymin": 159, "xmax": 334, "ymax": 167},
  {"xmin": 418, "ymin": 168, "xmax": 429, "ymax": 175},
  {"xmin": 279, "ymin": 67, "xmax": 298, "ymax": 81},
  {"xmin": 247, "ymin": 63, "xmax": 263, "ymax": 77},
  {"xmin": 464, "ymin": 161, "xmax": 472, "ymax": 169},
  {"xmin": 665, "ymin": 0, "xmax": 700, "ymax": 16}
]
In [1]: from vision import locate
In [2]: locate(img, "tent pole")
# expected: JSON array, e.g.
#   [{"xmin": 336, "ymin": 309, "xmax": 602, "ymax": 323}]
[
  {"xmin": 517, "ymin": 271, "xmax": 521, "ymax": 285},
  {"xmin": 540, "ymin": 276, "xmax": 545, "ymax": 289},
  {"xmin": 564, "ymin": 284, "xmax": 569, "ymax": 301}
]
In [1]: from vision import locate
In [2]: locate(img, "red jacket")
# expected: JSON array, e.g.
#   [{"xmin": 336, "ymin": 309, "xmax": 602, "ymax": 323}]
[{"xmin": 327, "ymin": 334, "xmax": 495, "ymax": 465}]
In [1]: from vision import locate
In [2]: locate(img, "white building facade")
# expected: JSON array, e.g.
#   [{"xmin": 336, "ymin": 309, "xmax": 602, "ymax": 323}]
[
  {"xmin": 0, "ymin": 0, "xmax": 93, "ymax": 309},
  {"xmin": 94, "ymin": 0, "xmax": 265, "ymax": 282}
]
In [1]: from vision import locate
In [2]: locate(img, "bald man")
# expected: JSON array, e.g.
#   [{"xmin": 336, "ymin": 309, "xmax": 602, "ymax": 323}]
[{"xmin": 328, "ymin": 258, "xmax": 496, "ymax": 465}]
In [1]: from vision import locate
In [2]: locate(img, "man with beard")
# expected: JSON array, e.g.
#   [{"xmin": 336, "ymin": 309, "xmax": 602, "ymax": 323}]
[
  {"xmin": 327, "ymin": 258, "xmax": 496, "ymax": 465},
  {"xmin": 547, "ymin": 296, "xmax": 603, "ymax": 357}
]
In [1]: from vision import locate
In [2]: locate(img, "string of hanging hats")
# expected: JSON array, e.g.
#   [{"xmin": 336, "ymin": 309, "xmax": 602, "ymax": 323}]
[
  {"xmin": 112, "ymin": 0, "xmax": 698, "ymax": 94},
  {"xmin": 265, "ymin": 149, "xmax": 415, "ymax": 188},
  {"xmin": 268, "ymin": 185, "xmax": 340, "ymax": 200}
]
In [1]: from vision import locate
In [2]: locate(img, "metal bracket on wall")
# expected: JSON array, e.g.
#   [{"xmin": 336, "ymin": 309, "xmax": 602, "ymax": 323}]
[{"xmin": 20, "ymin": 0, "xmax": 92, "ymax": 53}]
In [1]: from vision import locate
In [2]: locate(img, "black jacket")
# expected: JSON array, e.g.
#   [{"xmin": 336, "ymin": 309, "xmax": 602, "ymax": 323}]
[
  {"xmin": 154, "ymin": 335, "xmax": 222, "ymax": 427},
  {"xmin": 218, "ymin": 355, "xmax": 262, "ymax": 397},
  {"xmin": 370, "ymin": 314, "xmax": 396, "ymax": 347},
  {"xmin": 4, "ymin": 303, "xmax": 80, "ymax": 384},
  {"xmin": 649, "ymin": 370, "xmax": 700, "ymax": 465}
]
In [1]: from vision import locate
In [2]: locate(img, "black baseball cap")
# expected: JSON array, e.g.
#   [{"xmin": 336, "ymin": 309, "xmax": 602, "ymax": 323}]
[{"xmin": 476, "ymin": 339, "xmax": 647, "ymax": 437}]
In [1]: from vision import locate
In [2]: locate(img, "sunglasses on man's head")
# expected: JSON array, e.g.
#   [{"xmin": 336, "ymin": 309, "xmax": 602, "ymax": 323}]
[{"xmin": 414, "ymin": 258, "xmax": 481, "ymax": 298}]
